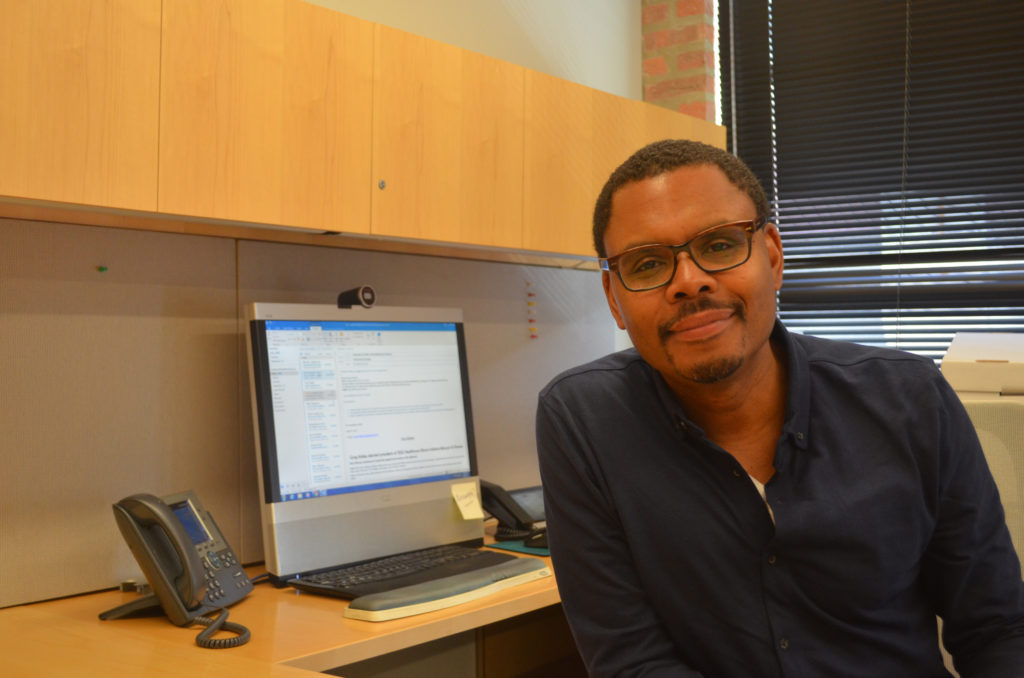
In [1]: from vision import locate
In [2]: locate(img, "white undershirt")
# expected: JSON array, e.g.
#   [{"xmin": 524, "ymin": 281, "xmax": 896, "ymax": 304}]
[{"xmin": 748, "ymin": 474, "xmax": 776, "ymax": 524}]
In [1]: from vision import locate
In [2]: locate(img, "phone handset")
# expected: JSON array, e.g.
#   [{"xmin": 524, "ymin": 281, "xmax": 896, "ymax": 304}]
[
  {"xmin": 110, "ymin": 493, "xmax": 207, "ymax": 624},
  {"xmin": 480, "ymin": 480, "xmax": 535, "ymax": 534},
  {"xmin": 100, "ymin": 490, "xmax": 253, "ymax": 647},
  {"xmin": 480, "ymin": 480, "xmax": 547, "ymax": 548}
]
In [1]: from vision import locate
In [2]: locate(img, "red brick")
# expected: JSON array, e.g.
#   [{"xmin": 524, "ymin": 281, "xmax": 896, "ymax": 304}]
[
  {"xmin": 644, "ymin": 25, "xmax": 704, "ymax": 50},
  {"xmin": 645, "ymin": 75, "xmax": 708, "ymax": 101},
  {"xmin": 660, "ymin": 25, "xmax": 700, "ymax": 48},
  {"xmin": 643, "ymin": 3, "xmax": 669, "ymax": 25},
  {"xmin": 678, "ymin": 100, "xmax": 716, "ymax": 121},
  {"xmin": 677, "ymin": 50, "xmax": 713, "ymax": 71},
  {"xmin": 643, "ymin": 56, "xmax": 669, "ymax": 76},
  {"xmin": 676, "ymin": 0, "xmax": 713, "ymax": 17}
]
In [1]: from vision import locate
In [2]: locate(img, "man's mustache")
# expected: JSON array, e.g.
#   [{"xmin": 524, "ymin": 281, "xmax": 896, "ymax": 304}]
[{"xmin": 657, "ymin": 299, "xmax": 744, "ymax": 341}]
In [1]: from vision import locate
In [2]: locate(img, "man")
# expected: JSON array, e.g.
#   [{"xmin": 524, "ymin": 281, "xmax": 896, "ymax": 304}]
[{"xmin": 536, "ymin": 139, "xmax": 1024, "ymax": 677}]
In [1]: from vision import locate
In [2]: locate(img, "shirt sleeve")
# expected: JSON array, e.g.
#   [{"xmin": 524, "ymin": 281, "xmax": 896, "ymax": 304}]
[
  {"xmin": 921, "ymin": 376, "xmax": 1024, "ymax": 677},
  {"xmin": 536, "ymin": 394, "xmax": 705, "ymax": 678}
]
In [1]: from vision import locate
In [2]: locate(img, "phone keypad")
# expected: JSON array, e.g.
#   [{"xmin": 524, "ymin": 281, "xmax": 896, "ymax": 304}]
[{"xmin": 201, "ymin": 548, "xmax": 249, "ymax": 604}]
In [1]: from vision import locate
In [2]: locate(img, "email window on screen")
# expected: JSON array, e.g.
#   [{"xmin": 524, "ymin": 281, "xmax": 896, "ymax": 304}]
[{"xmin": 264, "ymin": 321, "xmax": 472, "ymax": 501}]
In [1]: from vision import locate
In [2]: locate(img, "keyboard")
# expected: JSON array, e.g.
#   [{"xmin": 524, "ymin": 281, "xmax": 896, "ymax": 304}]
[
  {"xmin": 344, "ymin": 557, "xmax": 552, "ymax": 622},
  {"xmin": 289, "ymin": 544, "xmax": 517, "ymax": 599}
]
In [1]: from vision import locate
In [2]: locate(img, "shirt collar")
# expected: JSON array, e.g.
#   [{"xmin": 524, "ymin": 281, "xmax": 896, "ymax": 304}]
[{"xmin": 773, "ymin": 319, "xmax": 810, "ymax": 451}]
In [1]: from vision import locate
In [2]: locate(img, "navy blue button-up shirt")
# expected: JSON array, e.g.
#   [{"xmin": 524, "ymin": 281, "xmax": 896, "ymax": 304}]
[{"xmin": 537, "ymin": 322, "xmax": 1024, "ymax": 677}]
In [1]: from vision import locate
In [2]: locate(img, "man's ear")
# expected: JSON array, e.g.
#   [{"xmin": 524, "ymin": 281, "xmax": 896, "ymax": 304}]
[
  {"xmin": 763, "ymin": 223, "xmax": 784, "ymax": 292},
  {"xmin": 602, "ymin": 271, "xmax": 627, "ymax": 330}
]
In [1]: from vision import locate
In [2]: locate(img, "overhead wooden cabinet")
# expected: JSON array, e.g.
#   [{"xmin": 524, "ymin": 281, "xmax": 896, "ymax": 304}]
[
  {"xmin": 0, "ymin": 0, "xmax": 160, "ymax": 211},
  {"xmin": 523, "ymin": 70, "xmax": 726, "ymax": 257},
  {"xmin": 0, "ymin": 0, "xmax": 726, "ymax": 264},
  {"xmin": 371, "ymin": 25, "xmax": 525, "ymax": 249},
  {"xmin": 158, "ymin": 0, "xmax": 374, "ymax": 234}
]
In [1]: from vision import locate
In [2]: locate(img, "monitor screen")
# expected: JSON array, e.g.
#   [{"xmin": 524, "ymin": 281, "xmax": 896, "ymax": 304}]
[
  {"xmin": 246, "ymin": 303, "xmax": 483, "ymax": 578},
  {"xmin": 250, "ymin": 317, "xmax": 476, "ymax": 504}
]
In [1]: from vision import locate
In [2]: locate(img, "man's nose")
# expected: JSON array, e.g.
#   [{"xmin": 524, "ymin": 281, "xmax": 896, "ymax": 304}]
[{"xmin": 663, "ymin": 251, "xmax": 717, "ymax": 298}]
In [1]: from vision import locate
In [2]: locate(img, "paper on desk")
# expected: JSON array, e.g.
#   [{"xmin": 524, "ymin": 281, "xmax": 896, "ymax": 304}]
[{"xmin": 451, "ymin": 482, "xmax": 485, "ymax": 520}]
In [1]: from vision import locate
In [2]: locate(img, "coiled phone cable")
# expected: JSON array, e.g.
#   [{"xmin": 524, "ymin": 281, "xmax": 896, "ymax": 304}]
[{"xmin": 193, "ymin": 608, "xmax": 251, "ymax": 649}]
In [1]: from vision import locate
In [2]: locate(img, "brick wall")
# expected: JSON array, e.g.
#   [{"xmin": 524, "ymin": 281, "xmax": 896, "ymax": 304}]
[{"xmin": 641, "ymin": 0, "xmax": 716, "ymax": 121}]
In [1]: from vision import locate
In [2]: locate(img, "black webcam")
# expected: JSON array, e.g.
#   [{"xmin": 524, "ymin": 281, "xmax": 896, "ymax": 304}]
[{"xmin": 337, "ymin": 285, "xmax": 376, "ymax": 309}]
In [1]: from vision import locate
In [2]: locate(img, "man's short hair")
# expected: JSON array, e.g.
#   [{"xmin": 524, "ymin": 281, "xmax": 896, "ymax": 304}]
[{"xmin": 592, "ymin": 139, "xmax": 770, "ymax": 258}]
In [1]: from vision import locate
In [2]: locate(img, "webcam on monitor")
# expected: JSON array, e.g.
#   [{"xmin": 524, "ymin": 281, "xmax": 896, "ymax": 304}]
[{"xmin": 337, "ymin": 285, "xmax": 376, "ymax": 309}]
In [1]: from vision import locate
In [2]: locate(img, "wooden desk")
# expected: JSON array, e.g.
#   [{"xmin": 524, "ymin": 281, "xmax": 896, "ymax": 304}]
[{"xmin": 0, "ymin": 553, "xmax": 565, "ymax": 677}]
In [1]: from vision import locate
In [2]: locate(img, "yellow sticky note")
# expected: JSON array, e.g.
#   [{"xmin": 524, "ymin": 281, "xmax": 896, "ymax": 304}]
[{"xmin": 451, "ymin": 482, "xmax": 485, "ymax": 520}]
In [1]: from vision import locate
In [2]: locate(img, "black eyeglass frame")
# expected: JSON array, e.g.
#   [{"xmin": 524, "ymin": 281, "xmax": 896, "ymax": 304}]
[{"xmin": 599, "ymin": 218, "xmax": 768, "ymax": 292}]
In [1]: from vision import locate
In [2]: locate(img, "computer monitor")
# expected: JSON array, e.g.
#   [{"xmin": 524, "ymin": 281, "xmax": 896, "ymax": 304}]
[{"xmin": 245, "ymin": 302, "xmax": 484, "ymax": 581}]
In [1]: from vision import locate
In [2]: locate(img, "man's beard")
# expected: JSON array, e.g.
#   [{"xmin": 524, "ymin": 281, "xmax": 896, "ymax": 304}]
[
  {"xmin": 669, "ymin": 354, "xmax": 744, "ymax": 384},
  {"xmin": 657, "ymin": 298, "xmax": 746, "ymax": 384}
]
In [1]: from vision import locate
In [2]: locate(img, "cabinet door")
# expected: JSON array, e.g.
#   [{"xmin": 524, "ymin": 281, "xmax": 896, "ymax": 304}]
[
  {"xmin": 522, "ymin": 71, "xmax": 597, "ymax": 257},
  {"xmin": 523, "ymin": 71, "xmax": 727, "ymax": 257},
  {"xmin": 371, "ymin": 25, "xmax": 524, "ymax": 248},
  {"xmin": 159, "ymin": 0, "xmax": 374, "ymax": 233},
  {"xmin": 635, "ymin": 97, "xmax": 726, "ymax": 154},
  {"xmin": 0, "ymin": 0, "xmax": 160, "ymax": 210}
]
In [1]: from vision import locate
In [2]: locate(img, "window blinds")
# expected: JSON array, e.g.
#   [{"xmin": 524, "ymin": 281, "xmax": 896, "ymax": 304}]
[{"xmin": 719, "ymin": 0, "xmax": 1024, "ymax": 360}]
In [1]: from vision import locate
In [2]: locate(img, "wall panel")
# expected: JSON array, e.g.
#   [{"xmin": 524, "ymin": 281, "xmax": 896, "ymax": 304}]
[
  {"xmin": 0, "ymin": 221, "xmax": 238, "ymax": 607},
  {"xmin": 0, "ymin": 221, "xmax": 613, "ymax": 606}
]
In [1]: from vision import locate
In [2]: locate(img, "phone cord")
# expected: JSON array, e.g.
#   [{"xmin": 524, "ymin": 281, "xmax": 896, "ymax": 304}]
[{"xmin": 193, "ymin": 608, "xmax": 251, "ymax": 649}]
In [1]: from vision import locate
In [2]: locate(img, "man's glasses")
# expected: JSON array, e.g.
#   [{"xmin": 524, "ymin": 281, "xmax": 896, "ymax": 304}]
[{"xmin": 600, "ymin": 218, "xmax": 767, "ymax": 292}]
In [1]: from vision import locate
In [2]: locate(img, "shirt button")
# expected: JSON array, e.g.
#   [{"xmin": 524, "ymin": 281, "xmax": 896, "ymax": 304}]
[
  {"xmin": 796, "ymin": 432, "xmax": 805, "ymax": 441},
  {"xmin": 767, "ymin": 554, "xmax": 777, "ymax": 565},
  {"xmin": 779, "ymin": 637, "xmax": 790, "ymax": 650}
]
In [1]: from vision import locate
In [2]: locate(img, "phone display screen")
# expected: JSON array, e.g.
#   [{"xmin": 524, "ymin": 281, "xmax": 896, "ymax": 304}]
[
  {"xmin": 170, "ymin": 500, "xmax": 211, "ymax": 545},
  {"xmin": 508, "ymin": 486, "xmax": 545, "ymax": 523}
]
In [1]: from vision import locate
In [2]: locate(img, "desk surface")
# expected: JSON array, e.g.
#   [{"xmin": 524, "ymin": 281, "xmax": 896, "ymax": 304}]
[{"xmin": 0, "ymin": 551, "xmax": 559, "ymax": 677}]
